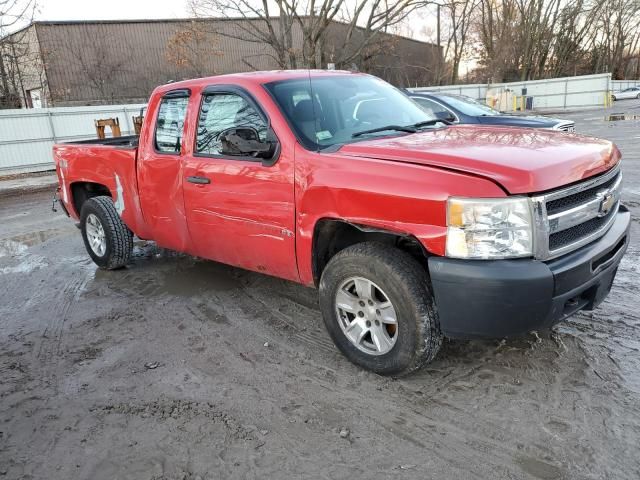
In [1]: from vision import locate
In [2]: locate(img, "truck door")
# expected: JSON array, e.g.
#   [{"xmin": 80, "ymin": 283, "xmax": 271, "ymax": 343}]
[
  {"xmin": 181, "ymin": 86, "xmax": 299, "ymax": 282},
  {"xmin": 137, "ymin": 89, "xmax": 192, "ymax": 251}
]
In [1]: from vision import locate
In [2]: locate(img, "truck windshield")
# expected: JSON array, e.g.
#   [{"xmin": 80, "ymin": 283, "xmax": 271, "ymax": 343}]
[{"xmin": 264, "ymin": 75, "xmax": 437, "ymax": 150}]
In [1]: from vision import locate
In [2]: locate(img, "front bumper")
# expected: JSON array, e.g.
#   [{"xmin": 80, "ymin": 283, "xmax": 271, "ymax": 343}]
[{"xmin": 428, "ymin": 206, "xmax": 631, "ymax": 339}]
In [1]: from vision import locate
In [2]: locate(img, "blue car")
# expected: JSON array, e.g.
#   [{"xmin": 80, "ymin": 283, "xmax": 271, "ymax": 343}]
[{"xmin": 408, "ymin": 92, "xmax": 576, "ymax": 132}]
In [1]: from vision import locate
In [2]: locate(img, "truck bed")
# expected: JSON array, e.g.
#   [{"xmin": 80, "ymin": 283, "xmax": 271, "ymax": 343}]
[{"xmin": 53, "ymin": 139, "xmax": 144, "ymax": 235}]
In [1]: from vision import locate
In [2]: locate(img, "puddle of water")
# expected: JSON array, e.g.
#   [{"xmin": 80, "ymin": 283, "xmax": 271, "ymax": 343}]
[
  {"xmin": 0, "ymin": 240, "xmax": 28, "ymax": 258},
  {"xmin": 94, "ymin": 241, "xmax": 239, "ymax": 297},
  {"xmin": 0, "ymin": 254, "xmax": 48, "ymax": 274},
  {"xmin": 0, "ymin": 228, "xmax": 66, "ymax": 272},
  {"xmin": 606, "ymin": 114, "xmax": 640, "ymax": 121},
  {"xmin": 514, "ymin": 454, "xmax": 563, "ymax": 480},
  {"xmin": 159, "ymin": 261, "xmax": 239, "ymax": 295},
  {"xmin": 0, "ymin": 228, "xmax": 67, "ymax": 257}
]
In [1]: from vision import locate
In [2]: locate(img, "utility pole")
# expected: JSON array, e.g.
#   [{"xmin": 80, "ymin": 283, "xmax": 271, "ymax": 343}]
[
  {"xmin": 10, "ymin": 42, "xmax": 27, "ymax": 108},
  {"xmin": 0, "ymin": 50, "xmax": 10, "ymax": 99},
  {"xmin": 436, "ymin": 4, "xmax": 441, "ymax": 49},
  {"xmin": 436, "ymin": 3, "xmax": 441, "ymax": 85}
]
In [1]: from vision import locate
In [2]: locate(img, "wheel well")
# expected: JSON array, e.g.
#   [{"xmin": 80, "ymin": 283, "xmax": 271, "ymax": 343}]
[
  {"xmin": 312, "ymin": 219, "xmax": 429, "ymax": 286},
  {"xmin": 71, "ymin": 182, "xmax": 111, "ymax": 215}
]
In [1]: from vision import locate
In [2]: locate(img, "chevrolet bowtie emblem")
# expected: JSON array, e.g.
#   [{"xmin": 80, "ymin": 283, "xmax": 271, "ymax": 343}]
[{"xmin": 597, "ymin": 191, "xmax": 616, "ymax": 217}]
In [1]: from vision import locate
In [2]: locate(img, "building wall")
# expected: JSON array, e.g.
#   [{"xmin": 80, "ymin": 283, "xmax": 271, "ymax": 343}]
[
  {"xmin": 4, "ymin": 19, "xmax": 440, "ymax": 107},
  {"xmin": 0, "ymin": 25, "xmax": 48, "ymax": 108},
  {"xmin": 35, "ymin": 19, "xmax": 289, "ymax": 106}
]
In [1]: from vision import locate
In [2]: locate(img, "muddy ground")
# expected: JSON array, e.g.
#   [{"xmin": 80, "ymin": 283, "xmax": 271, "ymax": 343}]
[{"xmin": 1, "ymin": 104, "xmax": 640, "ymax": 480}]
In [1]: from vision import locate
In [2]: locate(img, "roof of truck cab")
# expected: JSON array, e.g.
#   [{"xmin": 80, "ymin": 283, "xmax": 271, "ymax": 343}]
[{"xmin": 154, "ymin": 70, "xmax": 364, "ymax": 94}]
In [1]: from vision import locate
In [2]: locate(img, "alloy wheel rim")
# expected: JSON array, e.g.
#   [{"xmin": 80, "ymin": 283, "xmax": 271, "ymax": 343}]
[
  {"xmin": 335, "ymin": 276, "xmax": 398, "ymax": 356},
  {"xmin": 85, "ymin": 213, "xmax": 106, "ymax": 257}
]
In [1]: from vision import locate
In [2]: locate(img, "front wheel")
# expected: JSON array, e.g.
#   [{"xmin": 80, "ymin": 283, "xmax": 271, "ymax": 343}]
[
  {"xmin": 80, "ymin": 196, "xmax": 133, "ymax": 269},
  {"xmin": 319, "ymin": 242, "xmax": 443, "ymax": 376}
]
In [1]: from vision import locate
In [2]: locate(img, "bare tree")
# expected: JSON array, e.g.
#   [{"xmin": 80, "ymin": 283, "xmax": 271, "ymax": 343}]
[
  {"xmin": 586, "ymin": 0, "xmax": 640, "ymax": 78},
  {"xmin": 0, "ymin": 0, "xmax": 37, "ymax": 108},
  {"xmin": 440, "ymin": 0, "xmax": 480, "ymax": 84},
  {"xmin": 188, "ymin": 0, "xmax": 424, "ymax": 71},
  {"xmin": 45, "ymin": 25, "xmax": 132, "ymax": 104},
  {"xmin": 470, "ymin": 0, "xmax": 640, "ymax": 83},
  {"xmin": 166, "ymin": 21, "xmax": 224, "ymax": 78}
]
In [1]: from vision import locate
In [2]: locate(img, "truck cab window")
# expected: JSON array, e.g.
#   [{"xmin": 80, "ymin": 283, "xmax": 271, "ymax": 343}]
[
  {"xmin": 155, "ymin": 96, "xmax": 189, "ymax": 153},
  {"xmin": 196, "ymin": 93, "xmax": 267, "ymax": 156}
]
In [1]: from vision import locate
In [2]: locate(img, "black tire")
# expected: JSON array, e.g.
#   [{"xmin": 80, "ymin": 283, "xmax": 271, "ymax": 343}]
[
  {"xmin": 80, "ymin": 196, "xmax": 133, "ymax": 269},
  {"xmin": 612, "ymin": 95, "xmax": 617, "ymax": 101},
  {"xmin": 319, "ymin": 242, "xmax": 443, "ymax": 376}
]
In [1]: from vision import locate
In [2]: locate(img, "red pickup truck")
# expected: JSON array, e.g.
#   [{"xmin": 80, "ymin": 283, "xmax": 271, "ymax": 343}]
[{"xmin": 53, "ymin": 70, "xmax": 630, "ymax": 375}]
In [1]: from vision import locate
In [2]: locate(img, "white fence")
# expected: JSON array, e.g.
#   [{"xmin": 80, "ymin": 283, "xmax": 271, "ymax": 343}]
[
  {"xmin": 612, "ymin": 79, "xmax": 640, "ymax": 91},
  {"xmin": 410, "ymin": 73, "xmax": 613, "ymax": 111},
  {"xmin": 0, "ymin": 104, "xmax": 145, "ymax": 175}
]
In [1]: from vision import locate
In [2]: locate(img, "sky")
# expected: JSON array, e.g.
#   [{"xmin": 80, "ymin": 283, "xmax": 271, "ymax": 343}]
[
  {"xmin": 36, "ymin": 0, "xmax": 191, "ymax": 22},
  {"xmin": 31, "ymin": 0, "xmax": 435, "ymax": 42}
]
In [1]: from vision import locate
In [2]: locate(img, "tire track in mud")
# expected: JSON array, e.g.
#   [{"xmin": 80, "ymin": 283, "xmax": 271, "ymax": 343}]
[
  {"xmin": 280, "ymin": 365, "xmax": 560, "ymax": 479},
  {"xmin": 106, "ymin": 256, "xmax": 337, "ymax": 356},
  {"xmin": 236, "ymin": 281, "xmax": 337, "ymax": 355},
  {"xmin": 34, "ymin": 268, "xmax": 93, "ymax": 390},
  {"xmin": 54, "ymin": 255, "xmax": 635, "ymax": 477},
  {"xmin": 114, "ymin": 257, "xmax": 583, "ymax": 477}
]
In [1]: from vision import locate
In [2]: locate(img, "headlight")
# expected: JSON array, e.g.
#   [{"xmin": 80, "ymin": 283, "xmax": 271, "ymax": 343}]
[{"xmin": 446, "ymin": 197, "xmax": 533, "ymax": 259}]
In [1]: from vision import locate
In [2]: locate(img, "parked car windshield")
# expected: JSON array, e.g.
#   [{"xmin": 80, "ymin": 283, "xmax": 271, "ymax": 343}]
[
  {"xmin": 264, "ymin": 75, "xmax": 437, "ymax": 150},
  {"xmin": 438, "ymin": 94, "xmax": 501, "ymax": 116}
]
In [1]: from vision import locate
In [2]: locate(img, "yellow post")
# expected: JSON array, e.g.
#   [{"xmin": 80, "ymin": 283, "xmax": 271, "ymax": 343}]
[
  {"xmin": 513, "ymin": 95, "xmax": 517, "ymax": 112},
  {"xmin": 521, "ymin": 96, "xmax": 525, "ymax": 111}
]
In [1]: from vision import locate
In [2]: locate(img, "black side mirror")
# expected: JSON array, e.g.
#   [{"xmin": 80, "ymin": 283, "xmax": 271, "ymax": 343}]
[
  {"xmin": 219, "ymin": 127, "xmax": 275, "ymax": 159},
  {"xmin": 434, "ymin": 110, "xmax": 456, "ymax": 123}
]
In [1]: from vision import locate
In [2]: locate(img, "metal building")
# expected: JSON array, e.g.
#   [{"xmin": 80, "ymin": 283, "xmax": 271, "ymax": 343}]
[{"xmin": 0, "ymin": 18, "xmax": 442, "ymax": 108}]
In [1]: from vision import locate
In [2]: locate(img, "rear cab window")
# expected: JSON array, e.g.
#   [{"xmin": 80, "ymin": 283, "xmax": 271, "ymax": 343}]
[{"xmin": 155, "ymin": 93, "xmax": 189, "ymax": 154}]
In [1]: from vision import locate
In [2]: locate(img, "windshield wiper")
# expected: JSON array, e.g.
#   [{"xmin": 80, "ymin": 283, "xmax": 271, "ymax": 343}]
[
  {"xmin": 409, "ymin": 118, "xmax": 452, "ymax": 128},
  {"xmin": 352, "ymin": 124, "xmax": 417, "ymax": 138}
]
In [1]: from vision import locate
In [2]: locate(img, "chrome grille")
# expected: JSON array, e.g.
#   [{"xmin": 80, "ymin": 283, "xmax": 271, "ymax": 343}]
[
  {"xmin": 531, "ymin": 166, "xmax": 622, "ymax": 260},
  {"xmin": 554, "ymin": 122, "xmax": 576, "ymax": 133},
  {"xmin": 548, "ymin": 210, "xmax": 616, "ymax": 251},
  {"xmin": 546, "ymin": 172, "xmax": 619, "ymax": 214}
]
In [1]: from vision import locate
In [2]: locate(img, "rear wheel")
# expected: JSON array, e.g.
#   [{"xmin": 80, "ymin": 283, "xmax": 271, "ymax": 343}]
[
  {"xmin": 80, "ymin": 196, "xmax": 133, "ymax": 269},
  {"xmin": 319, "ymin": 242, "xmax": 443, "ymax": 376}
]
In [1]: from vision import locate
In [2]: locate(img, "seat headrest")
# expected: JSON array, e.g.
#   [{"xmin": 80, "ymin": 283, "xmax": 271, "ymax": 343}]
[
  {"xmin": 355, "ymin": 99, "xmax": 384, "ymax": 122},
  {"xmin": 292, "ymin": 99, "xmax": 318, "ymax": 122}
]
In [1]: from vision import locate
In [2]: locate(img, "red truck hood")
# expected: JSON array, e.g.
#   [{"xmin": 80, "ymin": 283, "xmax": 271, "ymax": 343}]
[{"xmin": 339, "ymin": 125, "xmax": 620, "ymax": 194}]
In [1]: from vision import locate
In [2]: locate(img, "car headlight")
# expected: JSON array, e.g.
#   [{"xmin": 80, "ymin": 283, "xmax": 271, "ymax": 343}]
[{"xmin": 446, "ymin": 197, "xmax": 533, "ymax": 259}]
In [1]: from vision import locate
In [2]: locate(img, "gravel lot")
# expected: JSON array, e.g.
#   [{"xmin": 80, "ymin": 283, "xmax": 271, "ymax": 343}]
[{"xmin": 1, "ymin": 102, "xmax": 639, "ymax": 480}]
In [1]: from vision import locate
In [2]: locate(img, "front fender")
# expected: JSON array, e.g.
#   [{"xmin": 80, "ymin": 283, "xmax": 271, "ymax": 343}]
[{"xmin": 294, "ymin": 145, "xmax": 506, "ymax": 285}]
